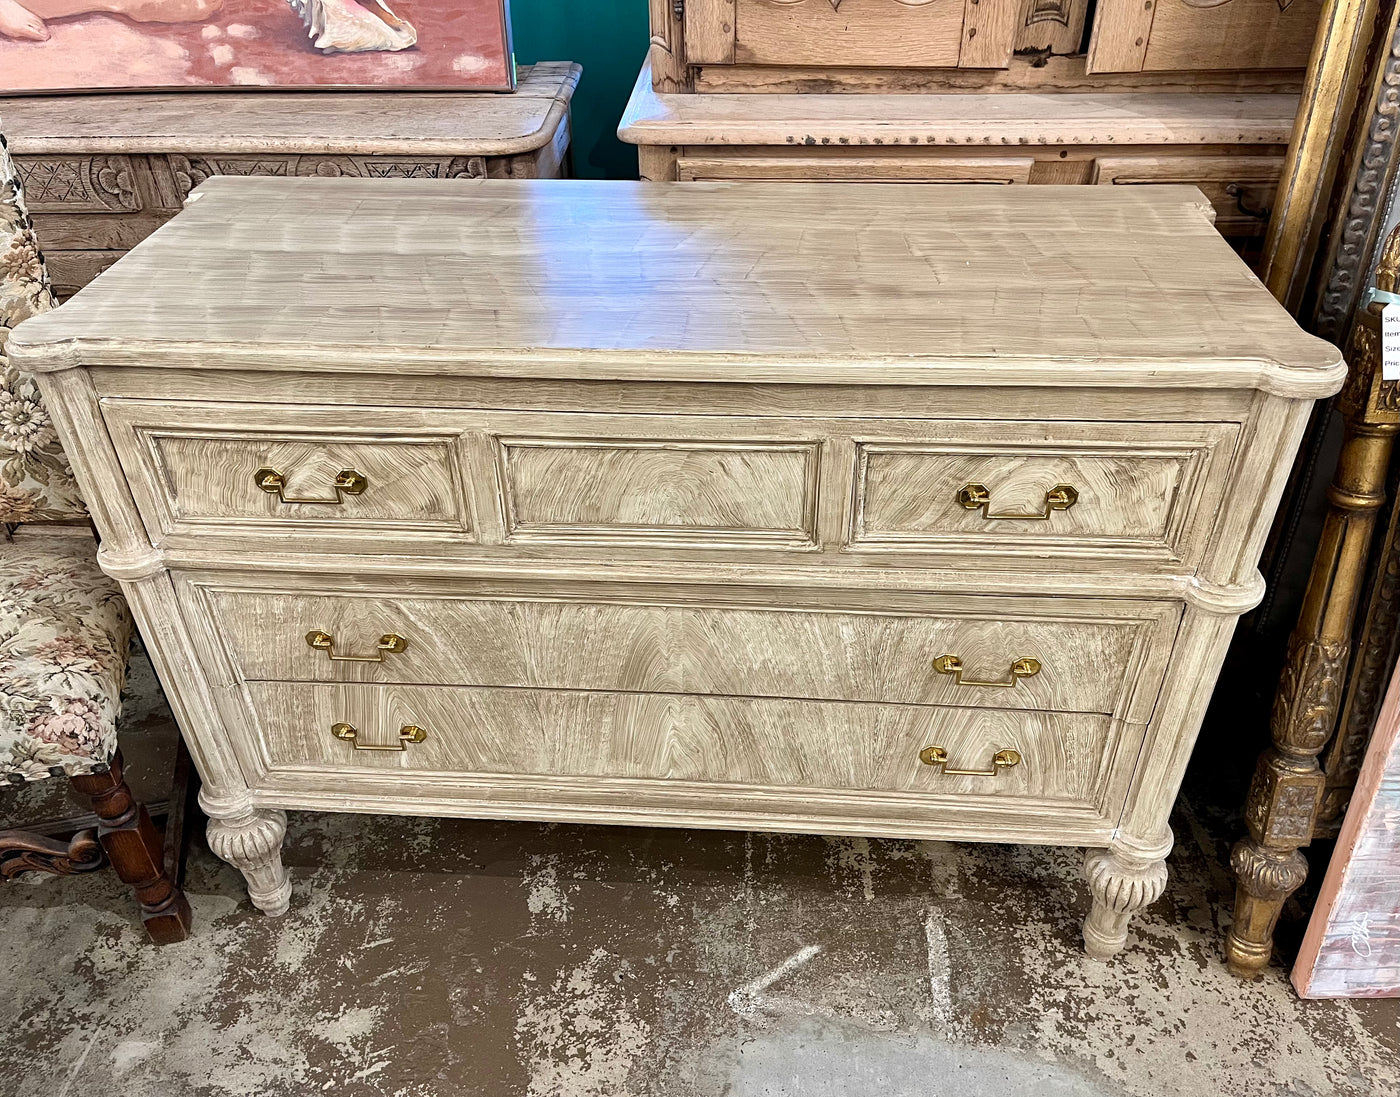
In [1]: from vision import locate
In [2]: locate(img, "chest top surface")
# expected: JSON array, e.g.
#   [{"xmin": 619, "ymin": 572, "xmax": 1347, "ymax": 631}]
[{"xmin": 11, "ymin": 178, "xmax": 1341, "ymax": 390}]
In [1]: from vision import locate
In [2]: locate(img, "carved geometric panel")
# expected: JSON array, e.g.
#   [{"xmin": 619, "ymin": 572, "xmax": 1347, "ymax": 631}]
[
  {"xmin": 167, "ymin": 155, "xmax": 490, "ymax": 200},
  {"xmin": 15, "ymin": 156, "xmax": 139, "ymax": 213}
]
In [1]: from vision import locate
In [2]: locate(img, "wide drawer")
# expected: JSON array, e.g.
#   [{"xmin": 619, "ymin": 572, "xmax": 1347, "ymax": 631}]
[
  {"xmin": 246, "ymin": 681, "xmax": 1138, "ymax": 811},
  {"xmin": 107, "ymin": 400, "xmax": 1236, "ymax": 565},
  {"xmin": 189, "ymin": 578, "xmax": 1177, "ymax": 721}
]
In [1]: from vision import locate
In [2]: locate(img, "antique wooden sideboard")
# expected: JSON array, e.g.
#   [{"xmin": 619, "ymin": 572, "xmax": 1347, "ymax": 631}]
[
  {"xmin": 621, "ymin": 1, "xmax": 1317, "ymax": 252},
  {"xmin": 12, "ymin": 179, "xmax": 1342, "ymax": 958},
  {"xmin": 1, "ymin": 62, "xmax": 580, "ymax": 300}
]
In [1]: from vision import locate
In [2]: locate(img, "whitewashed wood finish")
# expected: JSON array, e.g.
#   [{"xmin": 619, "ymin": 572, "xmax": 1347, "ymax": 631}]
[
  {"xmin": 15, "ymin": 180, "xmax": 1343, "ymax": 957},
  {"xmin": 675, "ymin": 156, "xmax": 1038, "ymax": 184},
  {"xmin": 246, "ymin": 681, "xmax": 1127, "ymax": 808},
  {"xmin": 187, "ymin": 580, "xmax": 1177, "ymax": 720},
  {"xmin": 10, "ymin": 181, "xmax": 1341, "ymax": 394}
]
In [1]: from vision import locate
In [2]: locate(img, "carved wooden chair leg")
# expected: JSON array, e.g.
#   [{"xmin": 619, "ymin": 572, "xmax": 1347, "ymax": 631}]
[
  {"xmin": 1226, "ymin": 273, "xmax": 1400, "ymax": 977},
  {"xmin": 69, "ymin": 750, "xmax": 193, "ymax": 945}
]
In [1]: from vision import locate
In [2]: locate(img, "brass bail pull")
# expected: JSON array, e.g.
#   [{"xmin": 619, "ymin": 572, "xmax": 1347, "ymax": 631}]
[
  {"xmin": 958, "ymin": 482, "xmax": 1078, "ymax": 520},
  {"xmin": 331, "ymin": 722, "xmax": 427, "ymax": 752},
  {"xmin": 306, "ymin": 630, "xmax": 407, "ymax": 663},
  {"xmin": 919, "ymin": 746, "xmax": 1022, "ymax": 777},
  {"xmin": 933, "ymin": 654, "xmax": 1041, "ymax": 688},
  {"xmin": 255, "ymin": 467, "xmax": 368, "ymax": 505}
]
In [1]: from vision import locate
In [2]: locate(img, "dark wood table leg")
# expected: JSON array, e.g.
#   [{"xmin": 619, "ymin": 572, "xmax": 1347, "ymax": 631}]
[{"xmin": 70, "ymin": 749, "xmax": 193, "ymax": 944}]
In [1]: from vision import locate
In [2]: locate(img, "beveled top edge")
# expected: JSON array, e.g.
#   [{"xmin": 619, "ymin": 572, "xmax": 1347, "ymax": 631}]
[{"xmin": 10, "ymin": 338, "xmax": 1347, "ymax": 399}]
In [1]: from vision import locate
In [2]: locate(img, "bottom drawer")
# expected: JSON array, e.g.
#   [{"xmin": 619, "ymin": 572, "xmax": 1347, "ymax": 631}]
[{"xmin": 247, "ymin": 681, "xmax": 1140, "ymax": 810}]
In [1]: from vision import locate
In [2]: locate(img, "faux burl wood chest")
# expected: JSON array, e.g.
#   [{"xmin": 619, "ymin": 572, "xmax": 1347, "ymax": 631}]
[{"xmin": 11, "ymin": 179, "xmax": 1344, "ymax": 957}]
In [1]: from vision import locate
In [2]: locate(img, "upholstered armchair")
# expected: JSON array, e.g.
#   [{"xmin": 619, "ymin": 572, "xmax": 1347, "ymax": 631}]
[{"xmin": 0, "ymin": 125, "xmax": 191, "ymax": 943}]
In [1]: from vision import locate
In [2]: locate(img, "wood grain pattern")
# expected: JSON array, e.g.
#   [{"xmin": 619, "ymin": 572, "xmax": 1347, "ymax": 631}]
[
  {"xmin": 675, "ymin": 156, "xmax": 1036, "ymax": 183},
  {"xmin": 247, "ymin": 680, "xmax": 1128, "ymax": 808},
  {"xmin": 1015, "ymin": 0, "xmax": 1090, "ymax": 54},
  {"xmin": 1138, "ymin": 0, "xmax": 1324, "ymax": 73},
  {"xmin": 1093, "ymin": 155, "xmax": 1285, "ymax": 237},
  {"xmin": 16, "ymin": 178, "xmax": 1340, "ymax": 955},
  {"xmin": 194, "ymin": 581, "xmax": 1176, "ymax": 719},
  {"xmin": 102, "ymin": 401, "xmax": 472, "ymax": 541},
  {"xmin": 960, "ymin": 0, "xmax": 1021, "ymax": 68},
  {"xmin": 9, "ymin": 180, "xmax": 1342, "ymax": 392},
  {"xmin": 852, "ymin": 423, "xmax": 1235, "ymax": 560},
  {"xmin": 498, "ymin": 436, "xmax": 820, "ymax": 547},
  {"xmin": 731, "ymin": 0, "xmax": 973, "ymax": 69}
]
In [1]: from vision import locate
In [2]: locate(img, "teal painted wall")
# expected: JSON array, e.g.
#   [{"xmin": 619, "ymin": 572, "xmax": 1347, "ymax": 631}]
[{"xmin": 510, "ymin": 1, "xmax": 649, "ymax": 180}]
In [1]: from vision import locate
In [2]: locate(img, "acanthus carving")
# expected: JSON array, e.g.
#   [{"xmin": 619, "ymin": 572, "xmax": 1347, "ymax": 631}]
[
  {"xmin": 1229, "ymin": 840, "xmax": 1309, "ymax": 901},
  {"xmin": 1314, "ymin": 27, "xmax": 1400, "ymax": 342},
  {"xmin": 1268, "ymin": 634, "xmax": 1348, "ymax": 756}
]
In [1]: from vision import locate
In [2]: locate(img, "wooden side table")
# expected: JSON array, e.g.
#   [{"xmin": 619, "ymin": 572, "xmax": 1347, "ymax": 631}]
[{"xmin": 1, "ymin": 62, "xmax": 580, "ymax": 299}]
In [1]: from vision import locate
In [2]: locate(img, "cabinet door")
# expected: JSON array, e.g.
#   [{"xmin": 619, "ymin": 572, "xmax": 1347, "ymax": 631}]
[
  {"xmin": 1087, "ymin": 0, "xmax": 1323, "ymax": 73},
  {"xmin": 684, "ymin": 0, "xmax": 1021, "ymax": 70}
]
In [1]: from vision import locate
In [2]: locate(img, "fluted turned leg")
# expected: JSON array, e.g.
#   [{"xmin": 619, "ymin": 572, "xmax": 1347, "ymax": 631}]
[
  {"xmin": 70, "ymin": 750, "xmax": 193, "ymax": 944},
  {"xmin": 1083, "ymin": 845, "xmax": 1169, "ymax": 959},
  {"xmin": 206, "ymin": 806, "xmax": 291, "ymax": 916}
]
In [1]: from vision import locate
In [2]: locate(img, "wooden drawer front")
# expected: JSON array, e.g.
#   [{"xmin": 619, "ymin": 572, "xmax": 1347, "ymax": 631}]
[
  {"xmin": 197, "ymin": 582, "xmax": 1176, "ymax": 720},
  {"xmin": 248, "ymin": 681, "xmax": 1136, "ymax": 809},
  {"xmin": 676, "ymin": 157, "xmax": 1035, "ymax": 185},
  {"xmin": 498, "ymin": 434, "xmax": 819, "ymax": 548},
  {"xmin": 1092, "ymin": 156, "xmax": 1283, "ymax": 238},
  {"xmin": 687, "ymin": 0, "xmax": 1019, "ymax": 70},
  {"xmin": 102, "ymin": 401, "xmax": 473, "ymax": 540},
  {"xmin": 1087, "ymin": 0, "xmax": 1321, "ymax": 74},
  {"xmin": 850, "ymin": 421, "xmax": 1236, "ymax": 562}
]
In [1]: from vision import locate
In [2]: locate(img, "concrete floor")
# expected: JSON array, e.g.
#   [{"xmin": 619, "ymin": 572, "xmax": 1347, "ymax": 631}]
[{"xmin": 2, "ymin": 659, "xmax": 1396, "ymax": 1097}]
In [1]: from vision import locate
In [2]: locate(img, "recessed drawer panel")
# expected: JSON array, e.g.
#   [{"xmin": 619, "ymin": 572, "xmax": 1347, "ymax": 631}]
[
  {"xmin": 101, "ymin": 400, "xmax": 474, "ymax": 541},
  {"xmin": 498, "ymin": 435, "xmax": 819, "ymax": 548},
  {"xmin": 1092, "ymin": 156, "xmax": 1284, "ymax": 238},
  {"xmin": 191, "ymin": 579, "xmax": 1178, "ymax": 721},
  {"xmin": 248, "ymin": 681, "xmax": 1138, "ymax": 812},
  {"xmin": 850, "ymin": 421, "xmax": 1237, "ymax": 561}
]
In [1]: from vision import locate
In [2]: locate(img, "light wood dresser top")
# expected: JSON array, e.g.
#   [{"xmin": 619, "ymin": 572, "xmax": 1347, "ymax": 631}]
[{"xmin": 11, "ymin": 178, "xmax": 1340, "ymax": 391}]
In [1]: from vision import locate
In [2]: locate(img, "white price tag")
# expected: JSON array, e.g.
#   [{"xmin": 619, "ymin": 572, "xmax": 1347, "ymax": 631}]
[{"xmin": 1384, "ymin": 302, "xmax": 1400, "ymax": 381}]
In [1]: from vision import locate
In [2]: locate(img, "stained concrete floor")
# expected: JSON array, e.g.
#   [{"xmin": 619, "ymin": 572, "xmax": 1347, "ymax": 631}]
[{"xmin": 2, "ymin": 658, "xmax": 1396, "ymax": 1097}]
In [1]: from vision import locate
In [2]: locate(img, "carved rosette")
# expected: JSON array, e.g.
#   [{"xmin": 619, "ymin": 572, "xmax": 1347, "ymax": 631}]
[
  {"xmin": 15, "ymin": 155, "xmax": 139, "ymax": 213},
  {"xmin": 207, "ymin": 809, "xmax": 292, "ymax": 916}
]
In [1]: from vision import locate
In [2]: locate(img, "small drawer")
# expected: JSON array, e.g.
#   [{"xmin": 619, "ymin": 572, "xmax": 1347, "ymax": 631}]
[
  {"xmin": 190, "ymin": 578, "xmax": 1178, "ymax": 721},
  {"xmin": 101, "ymin": 400, "xmax": 474, "ymax": 541},
  {"xmin": 247, "ymin": 681, "xmax": 1138, "ymax": 811},
  {"xmin": 849, "ymin": 420, "xmax": 1238, "ymax": 562}
]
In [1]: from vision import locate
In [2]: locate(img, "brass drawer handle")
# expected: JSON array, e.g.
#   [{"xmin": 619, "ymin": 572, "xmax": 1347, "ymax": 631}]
[
  {"xmin": 254, "ymin": 467, "xmax": 368, "ymax": 504},
  {"xmin": 934, "ymin": 654, "xmax": 1041, "ymax": 688},
  {"xmin": 919, "ymin": 746, "xmax": 1022, "ymax": 776},
  {"xmin": 306, "ymin": 630, "xmax": 407, "ymax": 663},
  {"xmin": 331, "ymin": 722, "xmax": 427, "ymax": 751},
  {"xmin": 958, "ymin": 482, "xmax": 1078, "ymax": 520}
]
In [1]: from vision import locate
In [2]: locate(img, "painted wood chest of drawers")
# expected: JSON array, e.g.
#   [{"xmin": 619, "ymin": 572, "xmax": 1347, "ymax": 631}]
[
  {"xmin": 0, "ymin": 62, "xmax": 579, "ymax": 300},
  {"xmin": 12, "ymin": 178, "xmax": 1344, "ymax": 957}
]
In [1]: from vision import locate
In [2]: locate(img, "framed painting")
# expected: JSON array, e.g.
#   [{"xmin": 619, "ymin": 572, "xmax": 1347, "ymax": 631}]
[{"xmin": 0, "ymin": 0, "xmax": 515, "ymax": 93}]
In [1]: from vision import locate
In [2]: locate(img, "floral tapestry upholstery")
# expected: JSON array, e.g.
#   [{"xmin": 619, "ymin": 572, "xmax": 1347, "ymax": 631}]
[
  {"xmin": 0, "ymin": 123, "xmax": 88, "ymax": 522},
  {"xmin": 0, "ymin": 534, "xmax": 132, "ymax": 783}
]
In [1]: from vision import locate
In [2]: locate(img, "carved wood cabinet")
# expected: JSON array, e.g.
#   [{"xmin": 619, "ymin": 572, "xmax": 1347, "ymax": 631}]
[
  {"xmin": 1, "ymin": 63, "xmax": 579, "ymax": 300},
  {"xmin": 627, "ymin": 1, "xmax": 1317, "ymax": 251},
  {"xmin": 11, "ymin": 179, "xmax": 1342, "ymax": 957}
]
